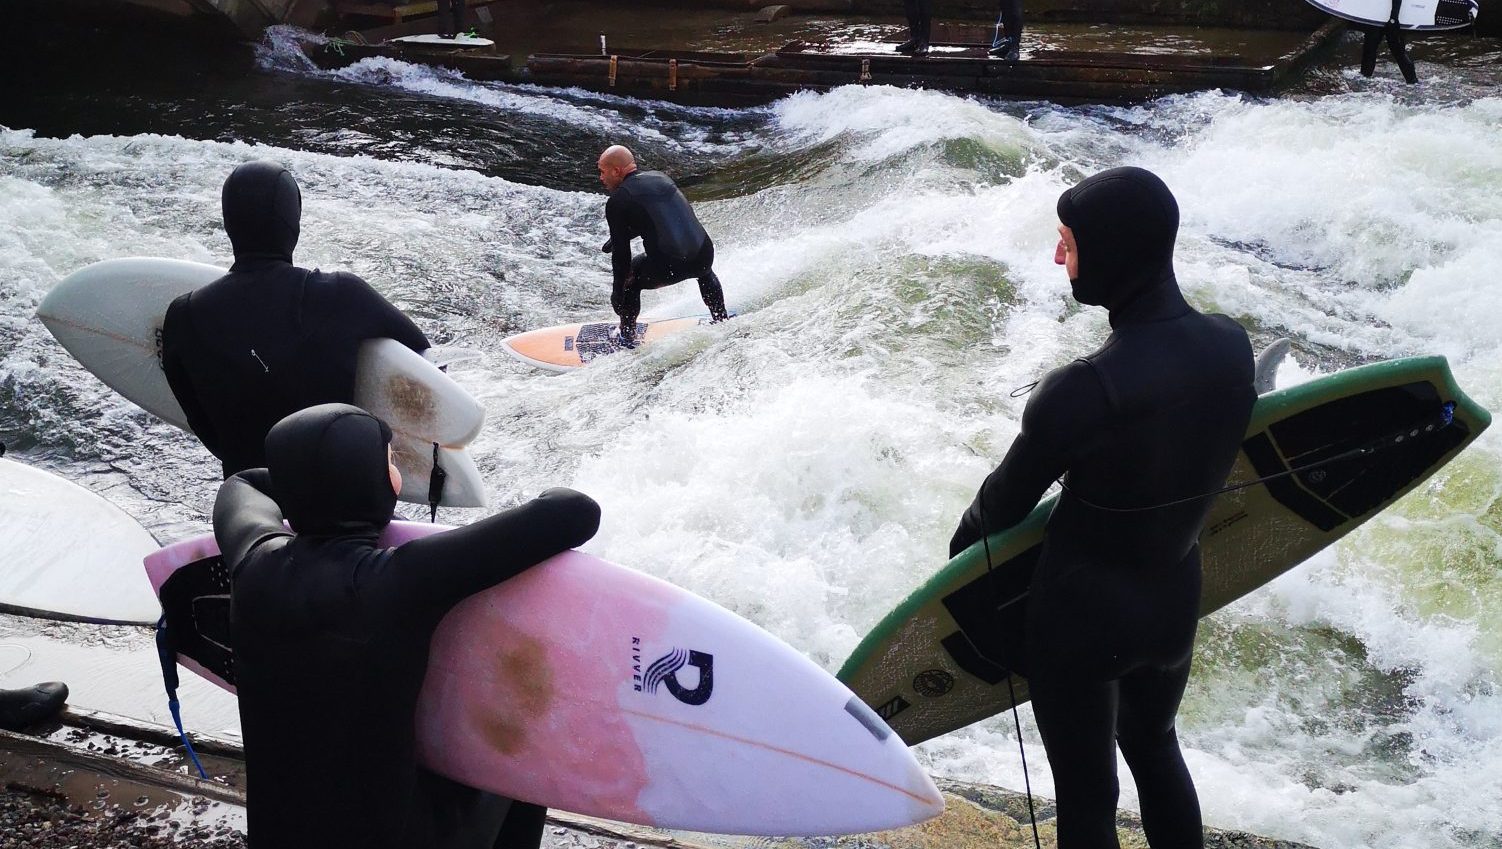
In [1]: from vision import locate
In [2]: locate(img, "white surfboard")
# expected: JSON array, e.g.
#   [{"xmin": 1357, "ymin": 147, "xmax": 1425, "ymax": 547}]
[
  {"xmin": 1303, "ymin": 0, "xmax": 1478, "ymax": 30},
  {"xmin": 391, "ymin": 33, "xmax": 496, "ymax": 47},
  {"xmin": 36, "ymin": 258, "xmax": 488, "ymax": 508},
  {"xmin": 146, "ymin": 523, "xmax": 946, "ymax": 835},
  {"xmin": 0, "ymin": 457, "xmax": 161, "ymax": 625}
]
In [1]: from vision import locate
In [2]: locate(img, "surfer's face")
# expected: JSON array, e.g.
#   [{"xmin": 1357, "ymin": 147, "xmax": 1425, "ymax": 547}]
[
  {"xmin": 598, "ymin": 158, "xmax": 626, "ymax": 190},
  {"xmin": 1056, "ymin": 224, "xmax": 1079, "ymax": 279},
  {"xmin": 387, "ymin": 445, "xmax": 401, "ymax": 496}
]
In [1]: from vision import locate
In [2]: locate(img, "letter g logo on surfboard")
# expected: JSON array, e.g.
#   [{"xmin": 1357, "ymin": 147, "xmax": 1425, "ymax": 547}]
[{"xmin": 636, "ymin": 645, "xmax": 714, "ymax": 706}]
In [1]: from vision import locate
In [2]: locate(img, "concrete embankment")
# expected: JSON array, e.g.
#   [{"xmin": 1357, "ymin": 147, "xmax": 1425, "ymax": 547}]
[
  {"xmin": 45, "ymin": 0, "xmax": 1502, "ymax": 44},
  {"xmin": 0, "ymin": 709, "xmax": 1318, "ymax": 849}
]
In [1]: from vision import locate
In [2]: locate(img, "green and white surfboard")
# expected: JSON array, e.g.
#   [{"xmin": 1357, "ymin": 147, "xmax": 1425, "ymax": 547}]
[{"xmin": 838, "ymin": 356, "xmax": 1491, "ymax": 746}]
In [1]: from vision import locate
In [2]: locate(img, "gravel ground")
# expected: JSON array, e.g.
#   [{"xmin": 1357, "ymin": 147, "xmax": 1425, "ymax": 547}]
[
  {"xmin": 1, "ymin": 784, "xmax": 665, "ymax": 849},
  {"xmin": 1, "ymin": 784, "xmax": 244, "ymax": 849}
]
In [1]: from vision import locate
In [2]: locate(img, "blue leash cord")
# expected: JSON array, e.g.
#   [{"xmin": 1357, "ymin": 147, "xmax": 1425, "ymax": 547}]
[{"xmin": 155, "ymin": 617, "xmax": 209, "ymax": 779}]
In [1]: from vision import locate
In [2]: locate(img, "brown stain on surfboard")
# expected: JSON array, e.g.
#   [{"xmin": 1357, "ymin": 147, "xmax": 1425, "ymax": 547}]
[
  {"xmin": 385, "ymin": 375, "xmax": 436, "ymax": 427},
  {"xmin": 476, "ymin": 636, "xmax": 553, "ymax": 755}
]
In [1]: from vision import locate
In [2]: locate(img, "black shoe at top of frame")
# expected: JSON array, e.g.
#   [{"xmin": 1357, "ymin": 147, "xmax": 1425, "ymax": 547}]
[{"xmin": 895, "ymin": 38, "xmax": 919, "ymax": 54}]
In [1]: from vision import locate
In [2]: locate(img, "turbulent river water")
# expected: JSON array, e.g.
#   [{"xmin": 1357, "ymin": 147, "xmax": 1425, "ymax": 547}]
[{"xmin": 1, "ymin": 19, "xmax": 1500, "ymax": 849}]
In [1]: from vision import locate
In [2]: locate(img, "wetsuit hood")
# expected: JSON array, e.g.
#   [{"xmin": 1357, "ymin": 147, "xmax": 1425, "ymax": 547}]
[
  {"xmin": 1056, "ymin": 166, "xmax": 1187, "ymax": 326},
  {"xmin": 265, "ymin": 403, "xmax": 395, "ymax": 536},
  {"xmin": 223, "ymin": 160, "xmax": 301, "ymax": 264}
]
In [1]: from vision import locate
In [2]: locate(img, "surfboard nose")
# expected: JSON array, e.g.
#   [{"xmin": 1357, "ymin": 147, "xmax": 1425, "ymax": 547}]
[{"xmin": 908, "ymin": 766, "xmax": 946, "ymax": 822}]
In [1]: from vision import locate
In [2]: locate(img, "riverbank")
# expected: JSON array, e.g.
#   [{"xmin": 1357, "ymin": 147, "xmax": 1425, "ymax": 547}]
[
  {"xmin": 2, "ymin": 3, "xmax": 1499, "ymax": 845},
  {"xmin": 0, "ymin": 710, "xmax": 1320, "ymax": 848}
]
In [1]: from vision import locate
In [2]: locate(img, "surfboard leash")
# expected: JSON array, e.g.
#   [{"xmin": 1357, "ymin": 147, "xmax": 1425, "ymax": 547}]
[
  {"xmin": 979, "ymin": 489, "xmax": 1044, "ymax": 849},
  {"xmin": 154, "ymin": 617, "xmax": 209, "ymax": 779}
]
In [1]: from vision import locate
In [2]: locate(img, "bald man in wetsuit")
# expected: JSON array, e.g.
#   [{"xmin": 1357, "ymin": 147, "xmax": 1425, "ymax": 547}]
[
  {"xmin": 597, "ymin": 145, "xmax": 729, "ymax": 348},
  {"xmin": 161, "ymin": 160, "xmax": 431, "ymax": 479},
  {"xmin": 218, "ymin": 404, "xmax": 600, "ymax": 848},
  {"xmin": 950, "ymin": 166, "xmax": 1255, "ymax": 847}
]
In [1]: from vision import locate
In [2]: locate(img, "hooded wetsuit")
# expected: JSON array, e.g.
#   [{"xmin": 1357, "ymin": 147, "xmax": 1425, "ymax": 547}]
[
  {"xmin": 949, "ymin": 167, "xmax": 1255, "ymax": 848},
  {"xmin": 215, "ymin": 403, "xmax": 600, "ymax": 849},
  {"xmin": 604, "ymin": 170, "xmax": 728, "ymax": 338},
  {"xmin": 162, "ymin": 161, "xmax": 430, "ymax": 478}
]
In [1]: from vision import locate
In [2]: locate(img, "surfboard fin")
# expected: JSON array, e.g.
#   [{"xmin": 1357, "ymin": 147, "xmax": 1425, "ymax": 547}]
[
  {"xmin": 1254, "ymin": 338, "xmax": 1294, "ymax": 394},
  {"xmin": 428, "ymin": 442, "xmax": 447, "ymax": 522}
]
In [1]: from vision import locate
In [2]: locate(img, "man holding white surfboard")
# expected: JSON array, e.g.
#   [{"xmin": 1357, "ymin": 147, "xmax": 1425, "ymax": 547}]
[
  {"xmin": 597, "ymin": 145, "xmax": 729, "ymax": 348},
  {"xmin": 950, "ymin": 167, "xmax": 1256, "ymax": 847},
  {"xmin": 216, "ymin": 404, "xmax": 600, "ymax": 848},
  {"xmin": 161, "ymin": 160, "xmax": 433, "ymax": 478}
]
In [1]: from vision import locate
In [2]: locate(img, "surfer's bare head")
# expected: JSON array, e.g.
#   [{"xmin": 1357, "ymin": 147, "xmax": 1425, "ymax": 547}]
[{"xmin": 598, "ymin": 145, "xmax": 638, "ymax": 190}]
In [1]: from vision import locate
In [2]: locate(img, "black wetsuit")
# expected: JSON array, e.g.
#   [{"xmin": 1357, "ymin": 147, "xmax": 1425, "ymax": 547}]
[
  {"xmin": 216, "ymin": 404, "xmax": 600, "ymax": 849},
  {"xmin": 1358, "ymin": 12, "xmax": 1418, "ymax": 84},
  {"xmin": 902, "ymin": 0, "xmax": 932, "ymax": 49},
  {"xmin": 605, "ymin": 169, "xmax": 728, "ymax": 340},
  {"xmin": 950, "ymin": 167, "xmax": 1255, "ymax": 848},
  {"xmin": 436, "ymin": 0, "xmax": 466, "ymax": 37},
  {"xmin": 161, "ymin": 161, "xmax": 430, "ymax": 478}
]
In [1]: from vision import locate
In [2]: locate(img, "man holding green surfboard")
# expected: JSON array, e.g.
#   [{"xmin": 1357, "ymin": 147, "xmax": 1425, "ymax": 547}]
[{"xmin": 950, "ymin": 166, "xmax": 1256, "ymax": 848}]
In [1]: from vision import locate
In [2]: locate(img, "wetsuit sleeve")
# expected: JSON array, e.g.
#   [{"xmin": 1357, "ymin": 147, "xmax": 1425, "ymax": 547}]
[
  {"xmin": 331, "ymin": 272, "xmax": 431, "ymax": 354},
  {"xmin": 213, "ymin": 469, "xmax": 293, "ymax": 570},
  {"xmin": 161, "ymin": 293, "xmax": 223, "ymax": 458},
  {"xmin": 377, "ymin": 487, "xmax": 601, "ymax": 611},
  {"xmin": 948, "ymin": 361, "xmax": 1108, "ymax": 558},
  {"xmin": 605, "ymin": 194, "xmax": 634, "ymax": 288}
]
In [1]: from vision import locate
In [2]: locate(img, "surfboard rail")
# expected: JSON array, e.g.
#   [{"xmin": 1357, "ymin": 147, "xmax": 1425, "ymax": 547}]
[{"xmin": 839, "ymin": 355, "xmax": 1491, "ymax": 745}]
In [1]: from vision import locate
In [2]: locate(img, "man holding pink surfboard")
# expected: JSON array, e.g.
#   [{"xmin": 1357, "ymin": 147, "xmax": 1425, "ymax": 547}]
[{"xmin": 214, "ymin": 403, "xmax": 600, "ymax": 849}]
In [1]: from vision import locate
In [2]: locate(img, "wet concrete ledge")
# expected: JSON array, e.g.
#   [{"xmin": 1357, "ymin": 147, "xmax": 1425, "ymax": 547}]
[
  {"xmin": 290, "ymin": 2, "xmax": 1350, "ymax": 107},
  {"xmin": 0, "ymin": 708, "xmax": 1318, "ymax": 849},
  {"xmin": 73, "ymin": 0, "xmax": 1502, "ymax": 40}
]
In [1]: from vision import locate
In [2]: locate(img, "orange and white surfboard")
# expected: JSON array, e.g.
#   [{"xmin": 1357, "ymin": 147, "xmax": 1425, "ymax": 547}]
[{"xmin": 501, "ymin": 315, "xmax": 714, "ymax": 372}]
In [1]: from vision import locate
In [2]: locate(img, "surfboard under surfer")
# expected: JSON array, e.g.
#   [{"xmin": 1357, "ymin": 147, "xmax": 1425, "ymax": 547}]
[
  {"xmin": 949, "ymin": 166, "xmax": 1257, "ymax": 848},
  {"xmin": 597, "ymin": 145, "xmax": 730, "ymax": 349},
  {"xmin": 215, "ymin": 403, "xmax": 600, "ymax": 849}
]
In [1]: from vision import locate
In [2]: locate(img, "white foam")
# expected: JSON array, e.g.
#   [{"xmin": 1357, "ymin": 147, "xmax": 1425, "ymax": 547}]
[{"xmin": 4, "ymin": 78, "xmax": 1502, "ymax": 848}]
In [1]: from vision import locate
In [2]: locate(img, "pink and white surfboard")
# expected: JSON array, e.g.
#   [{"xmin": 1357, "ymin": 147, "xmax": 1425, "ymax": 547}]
[{"xmin": 145, "ymin": 522, "xmax": 943, "ymax": 836}]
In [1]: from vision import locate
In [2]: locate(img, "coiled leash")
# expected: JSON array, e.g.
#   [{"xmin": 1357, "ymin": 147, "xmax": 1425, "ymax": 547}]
[{"xmin": 155, "ymin": 617, "xmax": 209, "ymax": 779}]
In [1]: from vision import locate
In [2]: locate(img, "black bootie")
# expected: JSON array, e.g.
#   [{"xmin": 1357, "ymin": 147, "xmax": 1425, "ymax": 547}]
[{"xmin": 0, "ymin": 682, "xmax": 69, "ymax": 732}]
